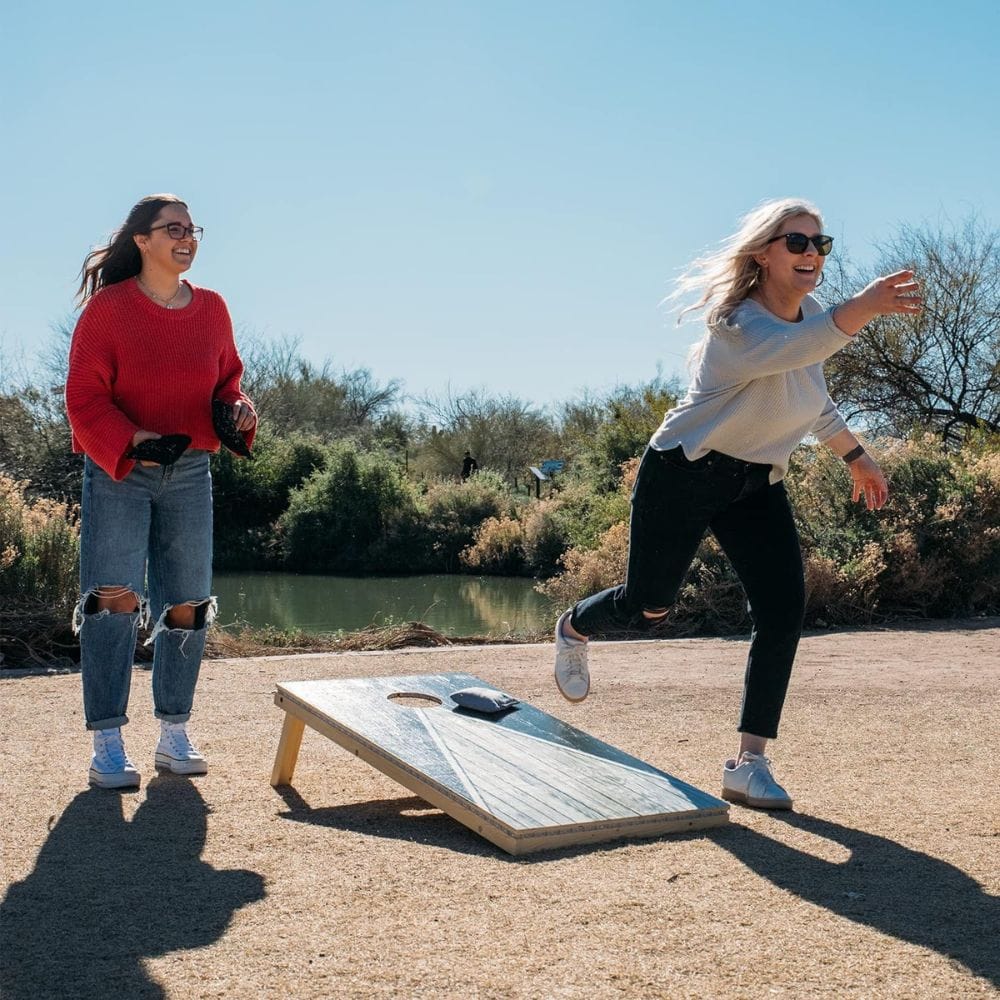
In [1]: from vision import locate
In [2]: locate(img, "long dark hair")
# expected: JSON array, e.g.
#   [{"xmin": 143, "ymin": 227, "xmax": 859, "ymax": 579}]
[{"xmin": 76, "ymin": 193, "xmax": 188, "ymax": 306}]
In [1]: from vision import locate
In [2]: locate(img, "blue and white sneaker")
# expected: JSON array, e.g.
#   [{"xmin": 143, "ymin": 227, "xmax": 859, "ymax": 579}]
[
  {"xmin": 155, "ymin": 721, "xmax": 208, "ymax": 775},
  {"xmin": 89, "ymin": 728, "xmax": 141, "ymax": 790}
]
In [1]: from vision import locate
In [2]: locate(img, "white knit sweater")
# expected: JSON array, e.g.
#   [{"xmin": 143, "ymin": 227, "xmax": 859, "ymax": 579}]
[{"xmin": 649, "ymin": 295, "xmax": 853, "ymax": 483}]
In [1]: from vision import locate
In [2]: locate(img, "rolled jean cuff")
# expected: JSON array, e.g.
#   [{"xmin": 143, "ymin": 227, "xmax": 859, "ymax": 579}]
[
  {"xmin": 86, "ymin": 713, "xmax": 129, "ymax": 732},
  {"xmin": 153, "ymin": 709, "xmax": 192, "ymax": 724}
]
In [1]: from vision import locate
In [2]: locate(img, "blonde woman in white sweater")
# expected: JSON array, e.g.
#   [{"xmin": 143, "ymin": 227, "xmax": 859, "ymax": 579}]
[{"xmin": 553, "ymin": 198, "xmax": 921, "ymax": 809}]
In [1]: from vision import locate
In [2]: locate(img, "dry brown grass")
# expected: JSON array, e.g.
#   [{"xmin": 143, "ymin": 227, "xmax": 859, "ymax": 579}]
[
  {"xmin": 208, "ymin": 619, "xmax": 541, "ymax": 658},
  {"xmin": 0, "ymin": 599, "xmax": 79, "ymax": 669},
  {"xmin": 0, "ymin": 602, "xmax": 544, "ymax": 671}
]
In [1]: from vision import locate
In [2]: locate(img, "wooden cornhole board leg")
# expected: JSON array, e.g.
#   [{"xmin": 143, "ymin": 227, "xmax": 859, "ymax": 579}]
[
  {"xmin": 270, "ymin": 711, "xmax": 305, "ymax": 787},
  {"xmin": 270, "ymin": 673, "xmax": 729, "ymax": 855}
]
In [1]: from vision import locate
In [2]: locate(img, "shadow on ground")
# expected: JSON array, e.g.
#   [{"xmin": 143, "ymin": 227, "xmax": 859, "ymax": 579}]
[
  {"xmin": 1, "ymin": 778, "xmax": 266, "ymax": 1000},
  {"xmin": 275, "ymin": 786, "xmax": 720, "ymax": 862},
  {"xmin": 278, "ymin": 789, "xmax": 999, "ymax": 989},
  {"xmin": 713, "ymin": 812, "xmax": 999, "ymax": 990},
  {"xmin": 277, "ymin": 788, "xmax": 500, "ymax": 856}
]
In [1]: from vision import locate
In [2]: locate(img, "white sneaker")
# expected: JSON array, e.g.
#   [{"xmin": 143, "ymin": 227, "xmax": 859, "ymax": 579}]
[
  {"xmin": 721, "ymin": 751, "xmax": 793, "ymax": 810},
  {"xmin": 155, "ymin": 721, "xmax": 208, "ymax": 775},
  {"xmin": 89, "ymin": 728, "xmax": 141, "ymax": 790},
  {"xmin": 554, "ymin": 609, "xmax": 590, "ymax": 703}
]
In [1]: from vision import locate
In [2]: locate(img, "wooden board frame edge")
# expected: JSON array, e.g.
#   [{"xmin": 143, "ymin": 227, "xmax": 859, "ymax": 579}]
[{"xmin": 272, "ymin": 688, "xmax": 730, "ymax": 856}]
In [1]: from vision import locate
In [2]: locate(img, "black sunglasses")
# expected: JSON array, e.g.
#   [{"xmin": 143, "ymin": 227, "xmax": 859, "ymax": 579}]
[
  {"xmin": 766, "ymin": 232, "xmax": 834, "ymax": 256},
  {"xmin": 150, "ymin": 222, "xmax": 204, "ymax": 241}
]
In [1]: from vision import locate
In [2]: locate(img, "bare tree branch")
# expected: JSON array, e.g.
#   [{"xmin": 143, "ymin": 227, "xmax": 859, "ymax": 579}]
[{"xmin": 825, "ymin": 215, "xmax": 1000, "ymax": 443}]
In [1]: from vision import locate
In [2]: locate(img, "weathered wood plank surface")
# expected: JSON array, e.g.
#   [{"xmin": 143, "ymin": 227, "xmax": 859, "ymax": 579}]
[{"xmin": 273, "ymin": 672, "xmax": 728, "ymax": 854}]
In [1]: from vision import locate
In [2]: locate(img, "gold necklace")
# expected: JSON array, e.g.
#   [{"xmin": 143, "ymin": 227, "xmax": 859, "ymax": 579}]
[{"xmin": 137, "ymin": 276, "xmax": 183, "ymax": 309}]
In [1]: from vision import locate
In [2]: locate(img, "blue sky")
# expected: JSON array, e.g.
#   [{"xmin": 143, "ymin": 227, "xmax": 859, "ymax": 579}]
[{"xmin": 2, "ymin": 1, "xmax": 998, "ymax": 408}]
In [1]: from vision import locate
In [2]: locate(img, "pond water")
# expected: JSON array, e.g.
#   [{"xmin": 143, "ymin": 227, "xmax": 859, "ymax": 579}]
[{"xmin": 212, "ymin": 571, "xmax": 554, "ymax": 637}]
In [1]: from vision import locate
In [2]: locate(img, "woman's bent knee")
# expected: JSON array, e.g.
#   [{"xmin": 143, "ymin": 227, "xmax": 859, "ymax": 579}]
[
  {"xmin": 630, "ymin": 606, "xmax": 669, "ymax": 631},
  {"xmin": 163, "ymin": 598, "xmax": 216, "ymax": 631},
  {"xmin": 87, "ymin": 586, "xmax": 140, "ymax": 614},
  {"xmin": 165, "ymin": 605, "xmax": 196, "ymax": 630}
]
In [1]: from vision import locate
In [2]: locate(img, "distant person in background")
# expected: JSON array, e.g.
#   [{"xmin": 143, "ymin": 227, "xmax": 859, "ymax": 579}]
[
  {"xmin": 461, "ymin": 450, "xmax": 479, "ymax": 481},
  {"xmin": 551, "ymin": 197, "xmax": 921, "ymax": 810},
  {"xmin": 65, "ymin": 193, "xmax": 256, "ymax": 790}
]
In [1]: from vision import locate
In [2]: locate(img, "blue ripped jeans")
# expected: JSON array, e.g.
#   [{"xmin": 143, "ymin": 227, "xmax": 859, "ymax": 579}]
[
  {"xmin": 74, "ymin": 452, "xmax": 216, "ymax": 731},
  {"xmin": 570, "ymin": 446, "xmax": 805, "ymax": 740}
]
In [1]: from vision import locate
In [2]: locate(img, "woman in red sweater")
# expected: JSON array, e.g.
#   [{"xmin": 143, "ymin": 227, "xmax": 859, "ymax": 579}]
[{"xmin": 65, "ymin": 193, "xmax": 256, "ymax": 790}]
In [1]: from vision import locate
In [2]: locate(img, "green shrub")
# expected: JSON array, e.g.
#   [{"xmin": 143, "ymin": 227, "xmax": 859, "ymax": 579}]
[
  {"xmin": 278, "ymin": 443, "xmax": 419, "ymax": 573},
  {"xmin": 538, "ymin": 456, "xmax": 637, "ymax": 557},
  {"xmin": 789, "ymin": 433, "xmax": 1000, "ymax": 620},
  {"xmin": 0, "ymin": 389, "xmax": 81, "ymax": 503},
  {"xmin": 540, "ymin": 434, "xmax": 1000, "ymax": 632},
  {"xmin": 521, "ymin": 499, "xmax": 571, "ymax": 577},
  {"xmin": 567, "ymin": 382, "xmax": 679, "ymax": 492},
  {"xmin": 212, "ymin": 428, "xmax": 328, "ymax": 569},
  {"xmin": 0, "ymin": 475, "xmax": 79, "ymax": 606},
  {"xmin": 419, "ymin": 471, "xmax": 517, "ymax": 573}
]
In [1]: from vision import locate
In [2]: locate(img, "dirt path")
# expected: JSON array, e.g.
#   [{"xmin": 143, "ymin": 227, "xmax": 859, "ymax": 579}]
[{"xmin": 2, "ymin": 622, "xmax": 998, "ymax": 999}]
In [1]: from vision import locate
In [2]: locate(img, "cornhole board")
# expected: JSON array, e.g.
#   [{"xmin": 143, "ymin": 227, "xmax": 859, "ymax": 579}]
[{"xmin": 271, "ymin": 672, "xmax": 728, "ymax": 855}]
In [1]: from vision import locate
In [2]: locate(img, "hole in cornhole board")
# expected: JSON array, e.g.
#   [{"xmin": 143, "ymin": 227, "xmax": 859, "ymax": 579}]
[{"xmin": 387, "ymin": 693, "xmax": 443, "ymax": 709}]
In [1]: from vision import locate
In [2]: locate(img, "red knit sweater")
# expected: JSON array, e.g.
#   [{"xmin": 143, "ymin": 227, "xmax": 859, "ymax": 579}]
[{"xmin": 65, "ymin": 279, "xmax": 256, "ymax": 481}]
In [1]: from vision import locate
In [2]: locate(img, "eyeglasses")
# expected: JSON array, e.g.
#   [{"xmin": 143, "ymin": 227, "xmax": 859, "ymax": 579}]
[
  {"xmin": 766, "ymin": 232, "xmax": 834, "ymax": 256},
  {"xmin": 150, "ymin": 223, "xmax": 204, "ymax": 241}
]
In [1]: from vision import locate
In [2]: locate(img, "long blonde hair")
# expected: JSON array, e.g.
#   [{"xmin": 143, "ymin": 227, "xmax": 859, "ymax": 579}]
[{"xmin": 670, "ymin": 198, "xmax": 824, "ymax": 327}]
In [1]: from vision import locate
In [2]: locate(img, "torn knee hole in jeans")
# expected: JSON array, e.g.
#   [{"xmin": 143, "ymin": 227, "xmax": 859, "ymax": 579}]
[
  {"xmin": 72, "ymin": 586, "xmax": 146, "ymax": 634},
  {"xmin": 627, "ymin": 606, "xmax": 670, "ymax": 631},
  {"xmin": 147, "ymin": 597, "xmax": 218, "ymax": 650}
]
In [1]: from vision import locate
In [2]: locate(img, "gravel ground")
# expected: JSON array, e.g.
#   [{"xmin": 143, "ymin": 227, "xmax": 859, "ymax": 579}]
[{"xmin": 2, "ymin": 621, "xmax": 998, "ymax": 999}]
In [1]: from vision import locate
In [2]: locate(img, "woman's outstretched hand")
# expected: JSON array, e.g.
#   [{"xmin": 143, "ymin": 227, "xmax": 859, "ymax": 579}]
[
  {"xmin": 858, "ymin": 270, "xmax": 923, "ymax": 316},
  {"xmin": 849, "ymin": 454, "xmax": 889, "ymax": 511},
  {"xmin": 833, "ymin": 269, "xmax": 923, "ymax": 336}
]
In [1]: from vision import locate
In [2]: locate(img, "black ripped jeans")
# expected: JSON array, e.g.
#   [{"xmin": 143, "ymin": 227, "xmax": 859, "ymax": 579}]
[{"xmin": 570, "ymin": 445, "xmax": 805, "ymax": 739}]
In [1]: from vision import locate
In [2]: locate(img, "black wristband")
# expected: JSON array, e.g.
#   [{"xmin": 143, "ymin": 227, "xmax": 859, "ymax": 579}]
[{"xmin": 843, "ymin": 444, "xmax": 865, "ymax": 464}]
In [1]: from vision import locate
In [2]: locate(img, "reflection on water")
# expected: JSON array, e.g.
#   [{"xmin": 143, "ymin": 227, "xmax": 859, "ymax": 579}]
[{"xmin": 213, "ymin": 571, "xmax": 553, "ymax": 636}]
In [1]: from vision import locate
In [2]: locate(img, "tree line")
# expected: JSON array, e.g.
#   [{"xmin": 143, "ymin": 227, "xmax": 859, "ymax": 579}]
[{"xmin": 2, "ymin": 214, "xmax": 998, "ymax": 630}]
